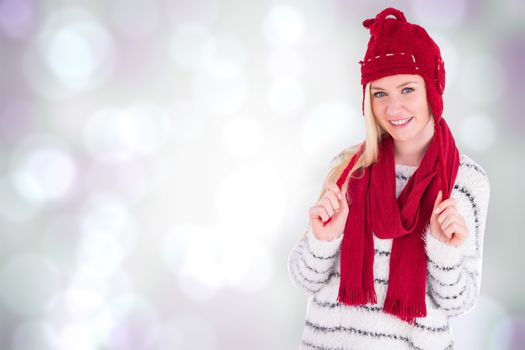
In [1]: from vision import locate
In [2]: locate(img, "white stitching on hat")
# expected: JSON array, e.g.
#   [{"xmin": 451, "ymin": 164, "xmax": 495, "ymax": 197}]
[{"xmin": 360, "ymin": 52, "xmax": 417, "ymax": 65}]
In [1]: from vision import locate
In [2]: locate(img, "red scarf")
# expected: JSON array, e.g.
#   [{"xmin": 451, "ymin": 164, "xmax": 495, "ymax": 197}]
[{"xmin": 335, "ymin": 119, "xmax": 460, "ymax": 324}]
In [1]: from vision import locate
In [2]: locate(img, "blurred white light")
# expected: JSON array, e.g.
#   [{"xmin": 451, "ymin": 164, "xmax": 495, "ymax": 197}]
[
  {"xmin": 176, "ymin": 227, "xmax": 225, "ymax": 296},
  {"xmin": 220, "ymin": 116, "xmax": 264, "ymax": 158},
  {"xmin": 459, "ymin": 54, "xmax": 506, "ymax": 105},
  {"xmin": 301, "ymin": 100, "xmax": 360, "ymax": 161},
  {"xmin": 222, "ymin": 237, "xmax": 273, "ymax": 293},
  {"xmin": 11, "ymin": 146, "xmax": 77, "ymax": 205},
  {"xmin": 47, "ymin": 28, "xmax": 96, "ymax": 83},
  {"xmin": 459, "ymin": 114, "xmax": 495, "ymax": 151},
  {"xmin": 55, "ymin": 323, "xmax": 98, "ymax": 350},
  {"xmin": 76, "ymin": 191, "xmax": 136, "ymax": 279},
  {"xmin": 64, "ymin": 286, "xmax": 106, "ymax": 321},
  {"xmin": 489, "ymin": 314, "xmax": 516, "ymax": 350},
  {"xmin": 163, "ymin": 224, "xmax": 273, "ymax": 297},
  {"xmin": 111, "ymin": 159, "xmax": 153, "ymax": 203},
  {"xmin": 39, "ymin": 10, "xmax": 117, "ymax": 90},
  {"xmin": 0, "ymin": 175, "xmax": 40, "ymax": 222},
  {"xmin": 411, "ymin": 0, "xmax": 467, "ymax": 28},
  {"xmin": 76, "ymin": 231, "xmax": 127, "ymax": 278},
  {"xmin": 23, "ymin": 10, "xmax": 116, "ymax": 98},
  {"xmin": 0, "ymin": 0, "xmax": 34, "ymax": 39},
  {"xmin": 263, "ymin": 4, "xmax": 306, "ymax": 47},
  {"xmin": 161, "ymin": 224, "xmax": 200, "ymax": 273},
  {"xmin": 0, "ymin": 253, "xmax": 62, "ymax": 316},
  {"xmin": 164, "ymin": 0, "xmax": 219, "ymax": 27},
  {"xmin": 215, "ymin": 163, "xmax": 286, "ymax": 241},
  {"xmin": 169, "ymin": 99, "xmax": 206, "ymax": 144},
  {"xmin": 148, "ymin": 322, "xmax": 182, "ymax": 349},
  {"xmin": 201, "ymin": 33, "xmax": 246, "ymax": 80},
  {"xmin": 83, "ymin": 105, "xmax": 172, "ymax": 163},
  {"xmin": 80, "ymin": 192, "xmax": 129, "ymax": 236},
  {"xmin": 170, "ymin": 23, "xmax": 213, "ymax": 70},
  {"xmin": 112, "ymin": 0, "xmax": 159, "ymax": 39},
  {"xmin": 191, "ymin": 71, "xmax": 247, "ymax": 117},
  {"xmin": 79, "ymin": 192, "xmax": 138, "ymax": 256},
  {"xmin": 267, "ymin": 48, "xmax": 305, "ymax": 78},
  {"xmin": 93, "ymin": 293, "xmax": 160, "ymax": 350},
  {"xmin": 171, "ymin": 315, "xmax": 216, "ymax": 350},
  {"xmin": 450, "ymin": 294, "xmax": 508, "ymax": 350},
  {"xmin": 11, "ymin": 320, "xmax": 56, "ymax": 350},
  {"xmin": 268, "ymin": 77, "xmax": 305, "ymax": 115}
]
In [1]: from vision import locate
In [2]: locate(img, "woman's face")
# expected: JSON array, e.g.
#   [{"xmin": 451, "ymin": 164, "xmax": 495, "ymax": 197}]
[{"xmin": 370, "ymin": 74, "xmax": 433, "ymax": 143}]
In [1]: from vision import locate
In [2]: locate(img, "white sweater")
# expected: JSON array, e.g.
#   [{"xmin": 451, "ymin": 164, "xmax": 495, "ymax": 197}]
[{"xmin": 288, "ymin": 153, "xmax": 491, "ymax": 350}]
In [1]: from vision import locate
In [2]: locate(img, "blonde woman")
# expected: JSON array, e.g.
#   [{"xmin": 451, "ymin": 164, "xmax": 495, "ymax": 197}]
[{"xmin": 287, "ymin": 7, "xmax": 491, "ymax": 350}]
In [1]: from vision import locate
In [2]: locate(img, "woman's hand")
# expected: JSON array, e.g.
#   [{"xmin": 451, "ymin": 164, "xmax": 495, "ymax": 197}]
[
  {"xmin": 309, "ymin": 181, "xmax": 349, "ymax": 241},
  {"xmin": 429, "ymin": 190, "xmax": 469, "ymax": 247}
]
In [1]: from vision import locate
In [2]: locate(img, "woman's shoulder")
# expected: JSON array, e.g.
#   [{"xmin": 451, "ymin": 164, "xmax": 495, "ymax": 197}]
[{"xmin": 455, "ymin": 153, "xmax": 490, "ymax": 193}]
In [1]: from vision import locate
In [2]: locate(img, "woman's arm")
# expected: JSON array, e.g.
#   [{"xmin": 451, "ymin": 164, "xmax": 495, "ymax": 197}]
[
  {"xmin": 424, "ymin": 166, "xmax": 491, "ymax": 317},
  {"xmin": 287, "ymin": 224, "xmax": 343, "ymax": 296}
]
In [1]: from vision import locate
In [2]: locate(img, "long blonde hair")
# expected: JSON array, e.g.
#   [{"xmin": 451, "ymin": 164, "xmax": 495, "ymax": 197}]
[{"xmin": 318, "ymin": 82, "xmax": 386, "ymax": 201}]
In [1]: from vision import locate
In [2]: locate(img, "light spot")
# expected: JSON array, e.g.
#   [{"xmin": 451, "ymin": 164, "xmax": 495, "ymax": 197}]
[
  {"xmin": 268, "ymin": 77, "xmax": 305, "ymax": 115},
  {"xmin": 11, "ymin": 320, "xmax": 56, "ymax": 350},
  {"xmin": 263, "ymin": 4, "xmax": 306, "ymax": 47},
  {"xmin": 10, "ymin": 146, "xmax": 77, "ymax": 205},
  {"xmin": 459, "ymin": 114, "xmax": 495, "ymax": 151},
  {"xmin": 459, "ymin": 54, "xmax": 506, "ymax": 105},
  {"xmin": 411, "ymin": 0, "xmax": 467, "ymax": 28},
  {"xmin": 111, "ymin": 0, "xmax": 159, "ymax": 39},
  {"xmin": 301, "ymin": 101, "xmax": 361, "ymax": 161},
  {"xmin": 0, "ymin": 253, "xmax": 62, "ymax": 316},
  {"xmin": 220, "ymin": 116, "xmax": 264, "ymax": 158}
]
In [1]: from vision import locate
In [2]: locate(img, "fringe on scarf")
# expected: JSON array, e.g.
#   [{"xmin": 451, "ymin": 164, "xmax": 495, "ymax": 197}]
[
  {"xmin": 337, "ymin": 285, "xmax": 378, "ymax": 305},
  {"xmin": 383, "ymin": 297, "xmax": 427, "ymax": 325}
]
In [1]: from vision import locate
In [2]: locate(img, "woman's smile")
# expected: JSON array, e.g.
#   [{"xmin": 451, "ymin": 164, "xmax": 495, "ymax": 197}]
[{"xmin": 389, "ymin": 117, "xmax": 413, "ymax": 128}]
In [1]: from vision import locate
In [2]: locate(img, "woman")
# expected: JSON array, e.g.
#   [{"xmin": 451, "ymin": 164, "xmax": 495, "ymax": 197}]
[{"xmin": 287, "ymin": 7, "xmax": 491, "ymax": 350}]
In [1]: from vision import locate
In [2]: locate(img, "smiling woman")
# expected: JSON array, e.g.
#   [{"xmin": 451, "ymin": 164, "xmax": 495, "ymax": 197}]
[
  {"xmin": 369, "ymin": 74, "xmax": 434, "ymax": 167},
  {"xmin": 288, "ymin": 7, "xmax": 491, "ymax": 350}
]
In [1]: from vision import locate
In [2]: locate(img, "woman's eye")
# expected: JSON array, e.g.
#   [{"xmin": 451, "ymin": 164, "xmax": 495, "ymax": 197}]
[
  {"xmin": 373, "ymin": 91, "xmax": 385, "ymax": 98},
  {"xmin": 402, "ymin": 87, "xmax": 414, "ymax": 94}
]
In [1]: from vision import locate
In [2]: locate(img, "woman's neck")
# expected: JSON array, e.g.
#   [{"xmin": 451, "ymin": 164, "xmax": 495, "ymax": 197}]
[{"xmin": 394, "ymin": 120, "xmax": 434, "ymax": 167}]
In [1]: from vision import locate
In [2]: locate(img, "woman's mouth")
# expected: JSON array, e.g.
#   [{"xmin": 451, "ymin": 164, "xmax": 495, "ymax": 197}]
[{"xmin": 389, "ymin": 117, "xmax": 413, "ymax": 128}]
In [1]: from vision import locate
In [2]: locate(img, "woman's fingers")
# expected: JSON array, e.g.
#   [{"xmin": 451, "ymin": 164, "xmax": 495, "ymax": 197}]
[
  {"xmin": 326, "ymin": 181, "xmax": 343, "ymax": 201},
  {"xmin": 433, "ymin": 196, "xmax": 457, "ymax": 215},
  {"xmin": 309, "ymin": 205, "xmax": 329, "ymax": 223},
  {"xmin": 309, "ymin": 182, "xmax": 346, "ymax": 225},
  {"xmin": 319, "ymin": 197, "xmax": 335, "ymax": 216}
]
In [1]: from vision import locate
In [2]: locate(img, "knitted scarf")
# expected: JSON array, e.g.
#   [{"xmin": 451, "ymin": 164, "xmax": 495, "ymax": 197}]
[{"xmin": 335, "ymin": 118, "xmax": 460, "ymax": 324}]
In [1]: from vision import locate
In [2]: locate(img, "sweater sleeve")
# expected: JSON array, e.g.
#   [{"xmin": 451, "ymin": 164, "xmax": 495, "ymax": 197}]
[
  {"xmin": 424, "ymin": 163, "xmax": 491, "ymax": 317},
  {"xmin": 287, "ymin": 224, "xmax": 343, "ymax": 296}
]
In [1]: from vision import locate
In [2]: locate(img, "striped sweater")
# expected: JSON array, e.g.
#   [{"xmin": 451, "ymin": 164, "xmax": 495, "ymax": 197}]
[{"xmin": 287, "ymin": 153, "xmax": 491, "ymax": 350}]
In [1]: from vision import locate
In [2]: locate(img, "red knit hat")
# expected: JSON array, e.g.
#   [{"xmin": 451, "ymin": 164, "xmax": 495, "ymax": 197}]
[{"xmin": 359, "ymin": 7, "xmax": 446, "ymax": 123}]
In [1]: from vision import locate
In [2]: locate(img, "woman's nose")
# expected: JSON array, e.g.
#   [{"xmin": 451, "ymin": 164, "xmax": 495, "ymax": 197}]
[{"xmin": 386, "ymin": 100, "xmax": 404, "ymax": 116}]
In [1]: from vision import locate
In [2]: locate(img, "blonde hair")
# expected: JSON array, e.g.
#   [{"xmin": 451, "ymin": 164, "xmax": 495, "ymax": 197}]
[{"xmin": 318, "ymin": 82, "xmax": 386, "ymax": 201}]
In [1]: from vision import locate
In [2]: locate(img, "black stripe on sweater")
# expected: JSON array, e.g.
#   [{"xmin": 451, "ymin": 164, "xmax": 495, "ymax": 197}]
[
  {"xmin": 428, "ymin": 268, "xmax": 479, "ymax": 314},
  {"xmin": 311, "ymin": 296, "xmax": 450, "ymax": 333},
  {"xmin": 291, "ymin": 252, "xmax": 338, "ymax": 286},
  {"xmin": 304, "ymin": 320, "xmax": 453, "ymax": 350},
  {"xmin": 288, "ymin": 252, "xmax": 322, "ymax": 294},
  {"xmin": 296, "ymin": 246, "xmax": 334, "ymax": 275},
  {"xmin": 305, "ymin": 237, "xmax": 339, "ymax": 260},
  {"xmin": 452, "ymin": 183, "xmax": 482, "ymax": 254}
]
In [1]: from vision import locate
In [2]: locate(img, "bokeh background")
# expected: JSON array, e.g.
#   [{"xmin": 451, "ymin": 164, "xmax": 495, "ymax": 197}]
[{"xmin": 0, "ymin": 0, "xmax": 523, "ymax": 349}]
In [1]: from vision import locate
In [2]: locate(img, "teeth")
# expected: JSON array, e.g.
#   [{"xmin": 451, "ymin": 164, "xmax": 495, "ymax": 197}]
[{"xmin": 390, "ymin": 117, "xmax": 412, "ymax": 126}]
